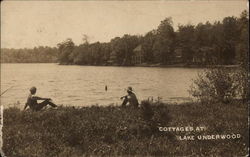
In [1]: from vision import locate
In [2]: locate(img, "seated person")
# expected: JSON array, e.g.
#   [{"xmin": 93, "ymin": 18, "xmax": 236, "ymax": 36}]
[
  {"xmin": 24, "ymin": 86, "xmax": 57, "ymax": 111},
  {"xmin": 121, "ymin": 86, "xmax": 139, "ymax": 108}
]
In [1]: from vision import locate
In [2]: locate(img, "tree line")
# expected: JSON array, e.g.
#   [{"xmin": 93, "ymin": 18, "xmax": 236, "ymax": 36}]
[
  {"xmin": 1, "ymin": 10, "xmax": 248, "ymax": 66},
  {"xmin": 1, "ymin": 46, "xmax": 58, "ymax": 63}
]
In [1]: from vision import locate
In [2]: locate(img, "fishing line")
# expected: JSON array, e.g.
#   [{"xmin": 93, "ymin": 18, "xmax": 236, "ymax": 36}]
[{"xmin": 0, "ymin": 86, "xmax": 15, "ymax": 96}]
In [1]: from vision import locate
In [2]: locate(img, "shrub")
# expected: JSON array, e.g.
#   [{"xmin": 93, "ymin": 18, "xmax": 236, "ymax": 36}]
[
  {"xmin": 189, "ymin": 67, "xmax": 247, "ymax": 103},
  {"xmin": 140, "ymin": 100, "xmax": 154, "ymax": 121}
]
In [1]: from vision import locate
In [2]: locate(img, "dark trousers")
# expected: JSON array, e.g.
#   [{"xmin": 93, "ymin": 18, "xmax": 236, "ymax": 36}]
[
  {"xmin": 34, "ymin": 100, "xmax": 57, "ymax": 111},
  {"xmin": 121, "ymin": 98, "xmax": 129, "ymax": 107},
  {"xmin": 121, "ymin": 97, "xmax": 139, "ymax": 108}
]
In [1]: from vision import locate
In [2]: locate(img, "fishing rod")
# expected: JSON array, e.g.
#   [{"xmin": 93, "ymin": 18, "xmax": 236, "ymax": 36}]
[{"xmin": 0, "ymin": 86, "xmax": 14, "ymax": 96}]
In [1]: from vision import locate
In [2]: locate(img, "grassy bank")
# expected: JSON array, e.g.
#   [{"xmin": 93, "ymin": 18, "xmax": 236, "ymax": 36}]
[{"xmin": 2, "ymin": 100, "xmax": 248, "ymax": 157}]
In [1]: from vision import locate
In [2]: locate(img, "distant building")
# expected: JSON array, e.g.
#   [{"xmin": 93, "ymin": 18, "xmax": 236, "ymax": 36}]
[
  {"xmin": 173, "ymin": 48, "xmax": 183, "ymax": 63},
  {"xmin": 192, "ymin": 47, "xmax": 217, "ymax": 64},
  {"xmin": 107, "ymin": 51, "xmax": 117, "ymax": 65},
  {"xmin": 192, "ymin": 51, "xmax": 205, "ymax": 64},
  {"xmin": 132, "ymin": 45, "xmax": 144, "ymax": 64}
]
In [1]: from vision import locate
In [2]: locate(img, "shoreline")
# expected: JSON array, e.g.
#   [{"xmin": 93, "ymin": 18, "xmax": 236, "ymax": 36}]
[
  {"xmin": 1, "ymin": 62, "xmax": 240, "ymax": 68},
  {"xmin": 59, "ymin": 62, "xmax": 241, "ymax": 68}
]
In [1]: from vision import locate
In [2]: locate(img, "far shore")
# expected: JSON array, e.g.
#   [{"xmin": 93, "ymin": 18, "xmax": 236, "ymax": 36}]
[{"xmin": 1, "ymin": 62, "xmax": 241, "ymax": 68}]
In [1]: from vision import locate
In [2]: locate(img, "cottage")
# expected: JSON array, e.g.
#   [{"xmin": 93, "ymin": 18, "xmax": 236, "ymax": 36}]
[
  {"xmin": 192, "ymin": 47, "xmax": 217, "ymax": 64},
  {"xmin": 107, "ymin": 51, "xmax": 117, "ymax": 65},
  {"xmin": 132, "ymin": 45, "xmax": 144, "ymax": 64},
  {"xmin": 173, "ymin": 48, "xmax": 183, "ymax": 63}
]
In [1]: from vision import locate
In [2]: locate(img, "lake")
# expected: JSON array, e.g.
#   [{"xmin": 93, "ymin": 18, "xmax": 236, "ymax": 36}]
[{"xmin": 1, "ymin": 63, "xmax": 202, "ymax": 108}]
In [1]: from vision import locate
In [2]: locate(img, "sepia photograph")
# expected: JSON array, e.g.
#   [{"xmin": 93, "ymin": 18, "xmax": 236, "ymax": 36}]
[{"xmin": 0, "ymin": 0, "xmax": 249, "ymax": 156}]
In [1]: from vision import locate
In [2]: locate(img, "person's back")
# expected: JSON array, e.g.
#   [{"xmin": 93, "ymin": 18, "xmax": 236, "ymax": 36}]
[
  {"xmin": 127, "ymin": 92, "xmax": 139, "ymax": 108},
  {"xmin": 121, "ymin": 87, "xmax": 139, "ymax": 108}
]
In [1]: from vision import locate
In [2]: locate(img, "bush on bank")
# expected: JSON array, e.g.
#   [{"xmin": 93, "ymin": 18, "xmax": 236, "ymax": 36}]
[
  {"xmin": 189, "ymin": 67, "xmax": 248, "ymax": 103},
  {"xmin": 2, "ymin": 100, "xmax": 248, "ymax": 157}
]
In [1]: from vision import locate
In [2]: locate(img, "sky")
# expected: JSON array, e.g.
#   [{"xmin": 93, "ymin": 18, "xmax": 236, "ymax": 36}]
[{"xmin": 1, "ymin": 0, "xmax": 248, "ymax": 49}]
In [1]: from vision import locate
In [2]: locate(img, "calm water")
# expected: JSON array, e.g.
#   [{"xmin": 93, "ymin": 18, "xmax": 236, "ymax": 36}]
[{"xmin": 1, "ymin": 63, "xmax": 202, "ymax": 108}]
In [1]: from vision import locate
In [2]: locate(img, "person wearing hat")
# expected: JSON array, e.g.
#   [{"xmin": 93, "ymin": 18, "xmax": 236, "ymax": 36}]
[
  {"xmin": 24, "ymin": 86, "xmax": 57, "ymax": 111},
  {"xmin": 120, "ymin": 87, "xmax": 139, "ymax": 108}
]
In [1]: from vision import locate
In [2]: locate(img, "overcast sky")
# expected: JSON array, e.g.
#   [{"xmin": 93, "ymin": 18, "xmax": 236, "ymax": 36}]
[{"xmin": 1, "ymin": 0, "xmax": 248, "ymax": 49}]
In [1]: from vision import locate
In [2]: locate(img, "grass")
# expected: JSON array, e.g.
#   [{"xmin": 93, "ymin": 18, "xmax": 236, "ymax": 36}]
[{"xmin": 2, "ymin": 100, "xmax": 249, "ymax": 157}]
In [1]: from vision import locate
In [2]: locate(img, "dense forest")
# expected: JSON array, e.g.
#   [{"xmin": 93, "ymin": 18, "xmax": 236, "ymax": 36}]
[
  {"xmin": 1, "ymin": 10, "xmax": 248, "ymax": 66},
  {"xmin": 1, "ymin": 46, "xmax": 58, "ymax": 63}
]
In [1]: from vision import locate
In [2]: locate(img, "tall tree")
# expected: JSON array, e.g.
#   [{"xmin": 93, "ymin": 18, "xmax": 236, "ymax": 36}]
[
  {"xmin": 221, "ymin": 16, "xmax": 239, "ymax": 64},
  {"xmin": 235, "ymin": 10, "xmax": 249, "ymax": 67},
  {"xmin": 153, "ymin": 17, "xmax": 176, "ymax": 64},
  {"xmin": 57, "ymin": 38, "xmax": 75, "ymax": 64},
  {"xmin": 177, "ymin": 24, "xmax": 195, "ymax": 64},
  {"xmin": 142, "ymin": 30, "xmax": 157, "ymax": 63}
]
